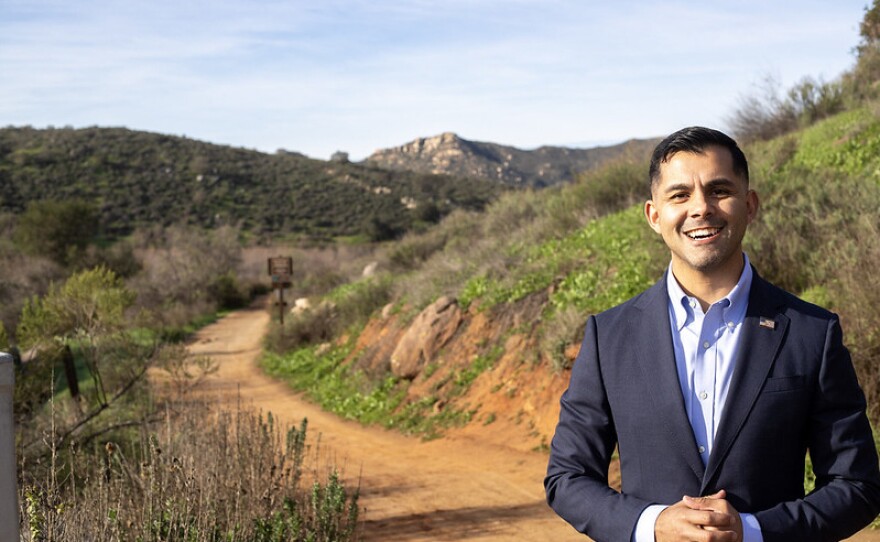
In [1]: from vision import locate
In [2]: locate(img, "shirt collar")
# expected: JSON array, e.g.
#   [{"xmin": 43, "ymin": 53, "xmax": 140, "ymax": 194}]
[{"xmin": 666, "ymin": 253, "xmax": 753, "ymax": 331}]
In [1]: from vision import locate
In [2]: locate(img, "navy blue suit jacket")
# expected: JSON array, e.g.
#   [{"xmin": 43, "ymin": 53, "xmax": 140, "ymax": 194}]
[{"xmin": 545, "ymin": 270, "xmax": 880, "ymax": 542}]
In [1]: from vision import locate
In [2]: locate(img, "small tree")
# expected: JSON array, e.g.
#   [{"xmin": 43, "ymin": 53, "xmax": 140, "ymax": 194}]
[
  {"xmin": 13, "ymin": 200, "xmax": 99, "ymax": 266},
  {"xmin": 849, "ymin": 0, "xmax": 880, "ymax": 100},
  {"xmin": 17, "ymin": 266, "xmax": 136, "ymax": 408},
  {"xmin": 17, "ymin": 266, "xmax": 133, "ymax": 349}
]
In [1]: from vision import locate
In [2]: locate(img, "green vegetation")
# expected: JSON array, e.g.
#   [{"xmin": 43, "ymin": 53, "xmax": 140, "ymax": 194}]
[
  {"xmin": 263, "ymin": 340, "xmax": 403, "ymax": 426},
  {"xmin": 0, "ymin": 126, "xmax": 502, "ymax": 241},
  {"xmin": 9, "ymin": 230, "xmax": 361, "ymax": 540},
  {"xmin": 262, "ymin": 342, "xmax": 473, "ymax": 440},
  {"xmin": 786, "ymin": 107, "xmax": 880, "ymax": 177},
  {"xmin": 265, "ymin": 274, "xmax": 393, "ymax": 353},
  {"xmin": 9, "ymin": 8, "xmax": 880, "ymax": 535},
  {"xmin": 13, "ymin": 199, "xmax": 98, "ymax": 266}
]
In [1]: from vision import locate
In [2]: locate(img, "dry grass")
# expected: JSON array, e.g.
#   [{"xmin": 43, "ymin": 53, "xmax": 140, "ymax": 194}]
[
  {"xmin": 19, "ymin": 397, "xmax": 359, "ymax": 541},
  {"xmin": 241, "ymin": 243, "xmax": 383, "ymax": 299}
]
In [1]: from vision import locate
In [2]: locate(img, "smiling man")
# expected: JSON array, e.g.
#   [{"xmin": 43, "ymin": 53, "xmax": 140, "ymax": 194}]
[{"xmin": 545, "ymin": 126, "xmax": 880, "ymax": 542}]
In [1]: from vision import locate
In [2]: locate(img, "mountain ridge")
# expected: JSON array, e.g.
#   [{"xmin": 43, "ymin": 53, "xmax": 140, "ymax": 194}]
[{"xmin": 366, "ymin": 131, "xmax": 660, "ymax": 187}]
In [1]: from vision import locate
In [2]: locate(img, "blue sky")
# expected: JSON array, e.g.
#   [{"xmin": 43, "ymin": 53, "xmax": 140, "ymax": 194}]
[{"xmin": 0, "ymin": 0, "xmax": 869, "ymax": 160}]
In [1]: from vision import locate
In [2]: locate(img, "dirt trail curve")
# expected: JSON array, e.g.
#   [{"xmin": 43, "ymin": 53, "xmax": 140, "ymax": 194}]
[{"xmin": 187, "ymin": 303, "xmax": 879, "ymax": 542}]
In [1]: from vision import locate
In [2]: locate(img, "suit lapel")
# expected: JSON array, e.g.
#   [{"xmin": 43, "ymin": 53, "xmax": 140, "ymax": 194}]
[
  {"xmin": 635, "ymin": 276, "xmax": 705, "ymax": 482},
  {"xmin": 700, "ymin": 273, "xmax": 788, "ymax": 492}
]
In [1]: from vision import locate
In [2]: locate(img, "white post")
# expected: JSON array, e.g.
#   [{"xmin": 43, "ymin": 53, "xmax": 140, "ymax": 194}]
[{"xmin": 0, "ymin": 352, "xmax": 19, "ymax": 542}]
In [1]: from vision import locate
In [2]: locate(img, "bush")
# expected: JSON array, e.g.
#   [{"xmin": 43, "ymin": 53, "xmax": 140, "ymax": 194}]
[
  {"xmin": 266, "ymin": 301, "xmax": 340, "ymax": 353},
  {"xmin": 20, "ymin": 401, "xmax": 360, "ymax": 541},
  {"xmin": 387, "ymin": 229, "xmax": 449, "ymax": 271},
  {"xmin": 847, "ymin": 0, "xmax": 880, "ymax": 101},
  {"xmin": 574, "ymin": 158, "xmax": 648, "ymax": 215},
  {"xmin": 727, "ymin": 75, "xmax": 844, "ymax": 143},
  {"xmin": 207, "ymin": 271, "xmax": 248, "ymax": 310},
  {"xmin": 13, "ymin": 199, "xmax": 99, "ymax": 266},
  {"xmin": 129, "ymin": 224, "xmax": 243, "ymax": 326},
  {"xmin": 16, "ymin": 266, "xmax": 134, "ymax": 350},
  {"xmin": 76, "ymin": 240, "xmax": 142, "ymax": 278},
  {"xmin": 266, "ymin": 275, "xmax": 393, "ymax": 353}
]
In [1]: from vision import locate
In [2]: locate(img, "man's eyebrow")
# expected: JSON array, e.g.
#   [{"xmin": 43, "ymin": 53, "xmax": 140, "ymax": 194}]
[
  {"xmin": 705, "ymin": 177, "xmax": 739, "ymax": 190},
  {"xmin": 662, "ymin": 178, "xmax": 737, "ymax": 194},
  {"xmin": 662, "ymin": 182, "xmax": 691, "ymax": 194}
]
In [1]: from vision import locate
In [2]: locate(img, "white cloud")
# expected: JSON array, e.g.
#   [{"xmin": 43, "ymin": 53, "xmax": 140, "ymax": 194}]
[{"xmin": 0, "ymin": 0, "xmax": 868, "ymax": 159}]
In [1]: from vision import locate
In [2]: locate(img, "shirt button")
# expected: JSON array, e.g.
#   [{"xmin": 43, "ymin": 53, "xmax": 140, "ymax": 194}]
[
  {"xmin": 727, "ymin": 322, "xmax": 735, "ymax": 329},
  {"xmin": 699, "ymin": 391, "xmax": 708, "ymax": 400},
  {"xmin": 703, "ymin": 341, "xmax": 710, "ymax": 349},
  {"xmin": 698, "ymin": 446, "xmax": 706, "ymax": 454},
  {"xmin": 690, "ymin": 300, "xmax": 697, "ymax": 309}
]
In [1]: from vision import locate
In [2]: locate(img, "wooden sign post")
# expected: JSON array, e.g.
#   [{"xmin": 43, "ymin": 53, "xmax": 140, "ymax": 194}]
[{"xmin": 267, "ymin": 257, "xmax": 293, "ymax": 326}]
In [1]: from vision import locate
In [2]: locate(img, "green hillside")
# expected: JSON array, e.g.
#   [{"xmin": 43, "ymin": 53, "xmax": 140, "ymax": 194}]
[
  {"xmin": 265, "ymin": 101, "xmax": 880, "ymax": 438},
  {"xmin": 265, "ymin": 1, "xmax": 880, "ymax": 439},
  {"xmin": 0, "ymin": 126, "xmax": 502, "ymax": 240}
]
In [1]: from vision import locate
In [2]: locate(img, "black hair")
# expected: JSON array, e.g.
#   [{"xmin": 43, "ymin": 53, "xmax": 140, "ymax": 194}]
[{"xmin": 648, "ymin": 126, "xmax": 749, "ymax": 192}]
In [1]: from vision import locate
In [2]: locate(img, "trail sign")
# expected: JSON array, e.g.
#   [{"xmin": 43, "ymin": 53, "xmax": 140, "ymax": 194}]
[
  {"xmin": 268, "ymin": 256, "xmax": 293, "ymax": 327},
  {"xmin": 268, "ymin": 256, "xmax": 293, "ymax": 288}
]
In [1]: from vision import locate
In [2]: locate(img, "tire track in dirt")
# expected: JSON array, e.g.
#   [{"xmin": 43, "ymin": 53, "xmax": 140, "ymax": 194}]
[{"xmin": 186, "ymin": 303, "xmax": 880, "ymax": 542}]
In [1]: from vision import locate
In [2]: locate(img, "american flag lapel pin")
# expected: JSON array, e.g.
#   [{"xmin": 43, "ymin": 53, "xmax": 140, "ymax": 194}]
[{"xmin": 759, "ymin": 317, "xmax": 776, "ymax": 330}]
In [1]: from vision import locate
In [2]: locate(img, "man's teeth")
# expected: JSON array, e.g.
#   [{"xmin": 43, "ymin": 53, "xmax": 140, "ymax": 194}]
[{"xmin": 686, "ymin": 228, "xmax": 720, "ymax": 239}]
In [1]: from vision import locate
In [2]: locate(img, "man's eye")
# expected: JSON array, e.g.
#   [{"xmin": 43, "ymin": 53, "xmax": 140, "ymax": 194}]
[{"xmin": 671, "ymin": 193, "xmax": 688, "ymax": 200}]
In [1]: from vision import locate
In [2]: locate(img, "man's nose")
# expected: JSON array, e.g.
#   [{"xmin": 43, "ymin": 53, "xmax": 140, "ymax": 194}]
[{"xmin": 689, "ymin": 189, "xmax": 714, "ymax": 217}]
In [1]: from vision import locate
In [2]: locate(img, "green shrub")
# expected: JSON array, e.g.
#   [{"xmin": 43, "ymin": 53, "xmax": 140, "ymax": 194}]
[
  {"xmin": 16, "ymin": 266, "xmax": 134, "ymax": 350},
  {"xmin": 207, "ymin": 271, "xmax": 248, "ymax": 310},
  {"xmin": 13, "ymin": 199, "xmax": 99, "ymax": 266},
  {"xmin": 388, "ymin": 229, "xmax": 449, "ymax": 271},
  {"xmin": 262, "ymin": 341, "xmax": 405, "ymax": 426}
]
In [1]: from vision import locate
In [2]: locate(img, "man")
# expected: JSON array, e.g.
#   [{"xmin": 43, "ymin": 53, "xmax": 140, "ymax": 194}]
[{"xmin": 545, "ymin": 126, "xmax": 880, "ymax": 542}]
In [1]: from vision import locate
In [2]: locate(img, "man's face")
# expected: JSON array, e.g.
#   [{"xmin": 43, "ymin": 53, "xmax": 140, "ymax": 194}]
[{"xmin": 645, "ymin": 145, "xmax": 758, "ymax": 282}]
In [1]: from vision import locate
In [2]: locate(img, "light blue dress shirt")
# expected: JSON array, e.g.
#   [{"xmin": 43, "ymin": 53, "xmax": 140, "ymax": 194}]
[{"xmin": 633, "ymin": 254, "xmax": 763, "ymax": 542}]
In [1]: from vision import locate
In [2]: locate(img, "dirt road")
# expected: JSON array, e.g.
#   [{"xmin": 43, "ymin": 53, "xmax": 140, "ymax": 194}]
[{"xmin": 187, "ymin": 303, "xmax": 880, "ymax": 541}]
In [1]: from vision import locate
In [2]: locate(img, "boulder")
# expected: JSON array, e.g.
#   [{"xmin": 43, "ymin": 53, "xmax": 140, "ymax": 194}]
[
  {"xmin": 390, "ymin": 296, "xmax": 462, "ymax": 379},
  {"xmin": 362, "ymin": 261, "xmax": 379, "ymax": 277},
  {"xmin": 290, "ymin": 297, "xmax": 311, "ymax": 315}
]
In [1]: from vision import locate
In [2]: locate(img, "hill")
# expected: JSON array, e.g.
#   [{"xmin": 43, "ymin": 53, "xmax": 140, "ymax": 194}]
[
  {"xmin": 366, "ymin": 132, "xmax": 659, "ymax": 188},
  {"xmin": 0, "ymin": 126, "xmax": 503, "ymax": 240},
  {"xmin": 265, "ymin": 104, "xmax": 880, "ymax": 453}
]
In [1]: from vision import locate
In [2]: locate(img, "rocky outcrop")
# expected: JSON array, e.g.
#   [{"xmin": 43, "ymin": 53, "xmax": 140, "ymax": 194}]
[
  {"xmin": 366, "ymin": 132, "xmax": 659, "ymax": 188},
  {"xmin": 341, "ymin": 286, "xmax": 571, "ymax": 452},
  {"xmin": 390, "ymin": 296, "xmax": 463, "ymax": 379}
]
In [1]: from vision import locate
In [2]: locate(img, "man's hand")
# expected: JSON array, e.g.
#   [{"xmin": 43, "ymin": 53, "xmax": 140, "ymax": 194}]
[{"xmin": 655, "ymin": 490, "xmax": 743, "ymax": 542}]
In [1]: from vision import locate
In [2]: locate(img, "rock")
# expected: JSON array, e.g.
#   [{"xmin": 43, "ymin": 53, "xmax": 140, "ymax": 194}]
[
  {"xmin": 381, "ymin": 303, "xmax": 395, "ymax": 319},
  {"xmin": 290, "ymin": 297, "xmax": 311, "ymax": 315},
  {"xmin": 362, "ymin": 261, "xmax": 379, "ymax": 277},
  {"xmin": 390, "ymin": 296, "xmax": 462, "ymax": 379}
]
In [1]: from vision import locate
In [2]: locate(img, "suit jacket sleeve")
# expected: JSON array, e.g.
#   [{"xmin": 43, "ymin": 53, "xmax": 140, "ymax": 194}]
[
  {"xmin": 754, "ymin": 316, "xmax": 880, "ymax": 542},
  {"xmin": 545, "ymin": 315, "xmax": 650, "ymax": 541}
]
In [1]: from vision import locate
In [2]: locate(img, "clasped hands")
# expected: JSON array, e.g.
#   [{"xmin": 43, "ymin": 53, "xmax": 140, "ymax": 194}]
[{"xmin": 655, "ymin": 489, "xmax": 744, "ymax": 542}]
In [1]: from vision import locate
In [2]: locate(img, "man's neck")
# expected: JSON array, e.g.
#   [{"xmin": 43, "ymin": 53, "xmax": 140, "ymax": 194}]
[{"xmin": 671, "ymin": 256, "xmax": 745, "ymax": 312}]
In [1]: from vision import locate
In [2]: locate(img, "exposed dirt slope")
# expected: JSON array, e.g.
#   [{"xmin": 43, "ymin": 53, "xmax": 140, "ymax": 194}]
[{"xmin": 187, "ymin": 303, "xmax": 879, "ymax": 541}]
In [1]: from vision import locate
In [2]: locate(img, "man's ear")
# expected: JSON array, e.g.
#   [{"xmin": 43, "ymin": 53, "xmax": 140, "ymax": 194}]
[
  {"xmin": 746, "ymin": 189, "xmax": 759, "ymax": 224},
  {"xmin": 645, "ymin": 199, "xmax": 661, "ymax": 234}
]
